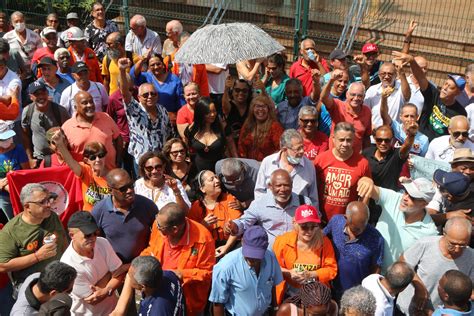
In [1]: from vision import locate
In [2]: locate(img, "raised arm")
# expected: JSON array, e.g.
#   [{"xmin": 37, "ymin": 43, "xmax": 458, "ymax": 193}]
[
  {"xmin": 236, "ymin": 59, "xmax": 263, "ymax": 82},
  {"xmin": 357, "ymin": 176, "xmax": 380, "ymax": 201},
  {"xmin": 118, "ymin": 57, "xmax": 133, "ymax": 105},
  {"xmin": 399, "ymin": 122, "xmax": 417, "ymax": 160},
  {"xmin": 221, "ymin": 76, "xmax": 234, "ymax": 117},
  {"xmin": 51, "ymin": 130, "xmax": 82, "ymax": 177},
  {"xmin": 320, "ymin": 70, "xmax": 344, "ymax": 110},
  {"xmin": 310, "ymin": 69, "xmax": 321, "ymax": 102},
  {"xmin": 401, "ymin": 20, "xmax": 418, "ymax": 54},
  {"xmin": 380, "ymin": 86, "xmax": 395, "ymax": 126},
  {"xmin": 392, "ymin": 51, "xmax": 429, "ymax": 91},
  {"xmin": 396, "ymin": 62, "xmax": 411, "ymax": 101},
  {"xmin": 353, "ymin": 54, "xmax": 370, "ymax": 89}
]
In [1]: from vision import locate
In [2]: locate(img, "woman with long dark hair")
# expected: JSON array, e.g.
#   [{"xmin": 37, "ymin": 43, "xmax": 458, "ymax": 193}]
[
  {"xmin": 162, "ymin": 138, "xmax": 193, "ymax": 192},
  {"xmin": 222, "ymin": 78, "xmax": 253, "ymax": 144}
]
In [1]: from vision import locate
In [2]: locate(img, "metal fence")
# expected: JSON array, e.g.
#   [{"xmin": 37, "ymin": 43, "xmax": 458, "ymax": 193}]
[{"xmin": 2, "ymin": 0, "xmax": 473, "ymax": 85}]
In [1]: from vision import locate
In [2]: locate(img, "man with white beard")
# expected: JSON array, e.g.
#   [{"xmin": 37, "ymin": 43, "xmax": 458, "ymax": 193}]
[{"xmin": 425, "ymin": 115, "xmax": 474, "ymax": 163}]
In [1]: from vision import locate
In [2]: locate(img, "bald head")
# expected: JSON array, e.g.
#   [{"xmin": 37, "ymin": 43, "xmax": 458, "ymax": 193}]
[
  {"xmin": 270, "ymin": 169, "xmax": 291, "ymax": 184},
  {"xmin": 106, "ymin": 168, "xmax": 131, "ymax": 187},
  {"xmin": 345, "ymin": 201, "xmax": 369, "ymax": 237},
  {"xmin": 414, "ymin": 56, "xmax": 428, "ymax": 74},
  {"xmin": 74, "ymin": 91, "xmax": 93, "ymax": 106},
  {"xmin": 159, "ymin": 202, "xmax": 186, "ymax": 227},
  {"xmin": 449, "ymin": 115, "xmax": 469, "ymax": 130},
  {"xmin": 385, "ymin": 261, "xmax": 415, "ymax": 293},
  {"xmin": 106, "ymin": 31, "xmax": 121, "ymax": 44}
]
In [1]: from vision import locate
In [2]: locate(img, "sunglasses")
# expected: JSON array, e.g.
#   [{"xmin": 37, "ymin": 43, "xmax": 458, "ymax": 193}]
[
  {"xmin": 87, "ymin": 152, "xmax": 106, "ymax": 161},
  {"xmin": 234, "ymin": 88, "xmax": 249, "ymax": 94},
  {"xmin": 452, "ymin": 131, "xmax": 469, "ymax": 138},
  {"xmin": 144, "ymin": 164, "xmax": 163, "ymax": 172},
  {"xmin": 140, "ymin": 91, "xmax": 157, "ymax": 98},
  {"xmin": 300, "ymin": 118, "xmax": 317, "ymax": 125},
  {"xmin": 113, "ymin": 182, "xmax": 134, "ymax": 193},
  {"xmin": 221, "ymin": 174, "xmax": 243, "ymax": 185},
  {"xmin": 170, "ymin": 149, "xmax": 186, "ymax": 156},
  {"xmin": 375, "ymin": 138, "xmax": 391, "ymax": 144},
  {"xmin": 299, "ymin": 223, "xmax": 319, "ymax": 230}
]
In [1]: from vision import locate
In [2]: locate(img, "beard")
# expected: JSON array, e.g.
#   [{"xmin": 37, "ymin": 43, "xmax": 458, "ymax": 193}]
[{"xmin": 107, "ymin": 49, "xmax": 121, "ymax": 60}]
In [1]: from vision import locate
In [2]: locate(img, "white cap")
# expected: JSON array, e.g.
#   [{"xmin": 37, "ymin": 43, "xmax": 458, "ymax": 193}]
[
  {"xmin": 64, "ymin": 26, "xmax": 85, "ymax": 41},
  {"xmin": 401, "ymin": 178, "xmax": 435, "ymax": 202}
]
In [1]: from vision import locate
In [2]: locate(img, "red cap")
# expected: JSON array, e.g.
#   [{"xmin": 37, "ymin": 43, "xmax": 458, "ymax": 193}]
[
  {"xmin": 294, "ymin": 205, "xmax": 321, "ymax": 224},
  {"xmin": 362, "ymin": 43, "xmax": 379, "ymax": 54}
]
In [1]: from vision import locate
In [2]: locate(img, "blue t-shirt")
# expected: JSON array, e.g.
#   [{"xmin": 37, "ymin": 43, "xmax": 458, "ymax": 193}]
[
  {"xmin": 0, "ymin": 144, "xmax": 28, "ymax": 197},
  {"xmin": 432, "ymin": 303, "xmax": 473, "ymax": 316},
  {"xmin": 391, "ymin": 120, "xmax": 429, "ymax": 157},
  {"xmin": 318, "ymin": 93, "xmax": 346, "ymax": 136},
  {"xmin": 139, "ymin": 271, "xmax": 185, "ymax": 316}
]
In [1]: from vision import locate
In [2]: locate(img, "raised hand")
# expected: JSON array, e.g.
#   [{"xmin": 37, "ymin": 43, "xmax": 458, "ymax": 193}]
[
  {"xmin": 330, "ymin": 69, "xmax": 344, "ymax": 82},
  {"xmin": 406, "ymin": 20, "xmax": 418, "ymax": 36},
  {"xmin": 117, "ymin": 57, "xmax": 131, "ymax": 70},
  {"xmin": 381, "ymin": 86, "xmax": 395, "ymax": 99},
  {"xmin": 392, "ymin": 51, "xmax": 414, "ymax": 65}
]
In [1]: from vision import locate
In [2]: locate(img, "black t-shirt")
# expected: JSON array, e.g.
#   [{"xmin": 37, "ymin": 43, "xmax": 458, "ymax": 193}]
[
  {"xmin": 362, "ymin": 146, "xmax": 406, "ymax": 191},
  {"xmin": 419, "ymin": 84, "xmax": 467, "ymax": 141}
]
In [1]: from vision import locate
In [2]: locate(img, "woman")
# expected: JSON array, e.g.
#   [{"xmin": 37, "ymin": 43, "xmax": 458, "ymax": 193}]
[
  {"xmin": 176, "ymin": 82, "xmax": 200, "ymax": 140},
  {"xmin": 263, "ymin": 53, "xmax": 290, "ymax": 104},
  {"xmin": 188, "ymin": 170, "xmax": 241, "ymax": 258},
  {"xmin": 162, "ymin": 138, "xmax": 193, "ymax": 192},
  {"xmin": 222, "ymin": 77, "xmax": 253, "ymax": 144},
  {"xmin": 277, "ymin": 281, "xmax": 338, "ymax": 316},
  {"xmin": 134, "ymin": 151, "xmax": 190, "ymax": 212},
  {"xmin": 298, "ymin": 106, "xmax": 329, "ymax": 162},
  {"xmin": 273, "ymin": 205, "xmax": 337, "ymax": 304},
  {"xmin": 131, "ymin": 53, "xmax": 185, "ymax": 121},
  {"xmin": 238, "ymin": 94, "xmax": 284, "ymax": 161},
  {"xmin": 185, "ymin": 97, "xmax": 229, "ymax": 172},
  {"xmin": 52, "ymin": 131, "xmax": 110, "ymax": 211}
]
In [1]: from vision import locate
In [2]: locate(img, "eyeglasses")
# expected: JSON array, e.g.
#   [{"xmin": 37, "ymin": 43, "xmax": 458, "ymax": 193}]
[
  {"xmin": 113, "ymin": 182, "xmax": 134, "ymax": 193},
  {"xmin": 375, "ymin": 138, "xmax": 391, "ymax": 144},
  {"xmin": 300, "ymin": 118, "xmax": 317, "ymax": 125},
  {"xmin": 144, "ymin": 164, "xmax": 163, "ymax": 172},
  {"xmin": 444, "ymin": 235, "xmax": 469, "ymax": 250},
  {"xmin": 27, "ymin": 197, "xmax": 53, "ymax": 206},
  {"xmin": 170, "ymin": 149, "xmax": 186, "ymax": 156},
  {"xmin": 452, "ymin": 131, "xmax": 469, "ymax": 138},
  {"xmin": 299, "ymin": 223, "xmax": 319, "ymax": 230},
  {"xmin": 222, "ymin": 174, "xmax": 244, "ymax": 185},
  {"xmin": 288, "ymin": 145, "xmax": 305, "ymax": 153},
  {"xmin": 87, "ymin": 152, "xmax": 106, "ymax": 161},
  {"xmin": 379, "ymin": 72, "xmax": 395, "ymax": 77},
  {"xmin": 234, "ymin": 88, "xmax": 249, "ymax": 94},
  {"xmin": 156, "ymin": 221, "xmax": 173, "ymax": 231},
  {"xmin": 140, "ymin": 91, "xmax": 157, "ymax": 98}
]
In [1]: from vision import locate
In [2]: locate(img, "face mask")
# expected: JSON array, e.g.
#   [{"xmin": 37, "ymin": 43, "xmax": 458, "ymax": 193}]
[
  {"xmin": 14, "ymin": 22, "xmax": 25, "ymax": 33},
  {"xmin": 287, "ymin": 154, "xmax": 301, "ymax": 165},
  {"xmin": 0, "ymin": 138, "xmax": 13, "ymax": 149},
  {"xmin": 107, "ymin": 48, "xmax": 121, "ymax": 60},
  {"xmin": 306, "ymin": 49, "xmax": 316, "ymax": 61}
]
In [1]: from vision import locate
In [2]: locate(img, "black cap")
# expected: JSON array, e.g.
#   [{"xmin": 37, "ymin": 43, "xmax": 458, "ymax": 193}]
[
  {"xmin": 38, "ymin": 56, "xmax": 57, "ymax": 67},
  {"xmin": 67, "ymin": 211, "xmax": 99, "ymax": 235},
  {"xmin": 71, "ymin": 61, "xmax": 89, "ymax": 74},
  {"xmin": 28, "ymin": 81, "xmax": 47, "ymax": 94},
  {"xmin": 329, "ymin": 49, "xmax": 348, "ymax": 60}
]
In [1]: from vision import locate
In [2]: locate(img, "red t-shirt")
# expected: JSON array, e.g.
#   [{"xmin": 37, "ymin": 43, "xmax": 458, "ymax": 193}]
[
  {"xmin": 302, "ymin": 130, "xmax": 329, "ymax": 161},
  {"xmin": 289, "ymin": 58, "xmax": 330, "ymax": 97},
  {"xmin": 176, "ymin": 104, "xmax": 194, "ymax": 125},
  {"xmin": 328, "ymin": 98, "xmax": 372, "ymax": 154},
  {"xmin": 314, "ymin": 150, "xmax": 371, "ymax": 221}
]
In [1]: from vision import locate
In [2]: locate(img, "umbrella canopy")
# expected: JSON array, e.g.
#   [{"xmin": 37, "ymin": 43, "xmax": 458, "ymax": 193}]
[{"xmin": 174, "ymin": 22, "xmax": 285, "ymax": 64}]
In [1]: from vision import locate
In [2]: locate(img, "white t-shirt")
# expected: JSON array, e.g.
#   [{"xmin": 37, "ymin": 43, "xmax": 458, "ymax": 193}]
[
  {"xmin": 0, "ymin": 69, "xmax": 22, "ymax": 121},
  {"xmin": 134, "ymin": 177, "xmax": 191, "ymax": 210},
  {"xmin": 407, "ymin": 75, "xmax": 424, "ymax": 115},
  {"xmin": 207, "ymin": 63, "xmax": 228, "ymax": 94},
  {"xmin": 362, "ymin": 274, "xmax": 395, "ymax": 316},
  {"xmin": 364, "ymin": 80, "xmax": 407, "ymax": 128},
  {"xmin": 425, "ymin": 135, "xmax": 474, "ymax": 163},
  {"xmin": 465, "ymin": 103, "xmax": 474, "ymax": 141},
  {"xmin": 60, "ymin": 81, "xmax": 108, "ymax": 116},
  {"xmin": 60, "ymin": 237, "xmax": 122, "ymax": 316},
  {"xmin": 125, "ymin": 28, "xmax": 162, "ymax": 56}
]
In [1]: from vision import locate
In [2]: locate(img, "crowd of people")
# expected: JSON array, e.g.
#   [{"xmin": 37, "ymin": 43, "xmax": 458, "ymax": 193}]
[{"xmin": 0, "ymin": 5, "xmax": 472, "ymax": 316}]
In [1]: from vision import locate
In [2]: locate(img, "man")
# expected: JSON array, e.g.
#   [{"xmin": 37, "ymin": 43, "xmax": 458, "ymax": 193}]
[
  {"xmin": 210, "ymin": 225, "xmax": 283, "ymax": 316},
  {"xmin": 320, "ymin": 70, "xmax": 372, "ymax": 153},
  {"xmin": 118, "ymin": 57, "xmax": 171, "ymax": 167},
  {"xmin": 456, "ymin": 64, "xmax": 474, "ymax": 107},
  {"xmin": 349, "ymin": 42, "xmax": 382, "ymax": 88},
  {"xmin": 61, "ymin": 90, "xmax": 122, "ymax": 170},
  {"xmin": 125, "ymin": 14, "xmax": 162, "ymax": 57},
  {"xmin": 61, "ymin": 211, "xmax": 125, "ymax": 315},
  {"xmin": 0, "ymin": 37, "xmax": 28, "ymax": 76},
  {"xmin": 162, "ymin": 20, "xmax": 183, "ymax": 58},
  {"xmin": 298, "ymin": 105, "xmax": 329, "ymax": 161},
  {"xmin": 254, "ymin": 129, "xmax": 318, "ymax": 203},
  {"xmin": 59, "ymin": 12, "xmax": 81, "ymax": 47},
  {"xmin": 433, "ymin": 270, "xmax": 473, "ymax": 316},
  {"xmin": 10, "ymin": 261, "xmax": 77, "ymax": 316},
  {"xmin": 35, "ymin": 57, "xmax": 71, "ymax": 104},
  {"xmin": 357, "ymin": 176, "xmax": 438, "ymax": 272},
  {"xmin": 2, "ymin": 11, "xmax": 41, "ymax": 72},
  {"xmin": 289, "ymin": 38, "xmax": 329, "ymax": 96},
  {"xmin": 226, "ymin": 169, "xmax": 312, "ymax": 247},
  {"xmin": 60, "ymin": 61, "xmax": 109, "ymax": 116},
  {"xmin": 84, "ymin": 2, "xmax": 119, "ymax": 62},
  {"xmin": 361, "ymin": 262, "xmax": 415, "ymax": 316},
  {"xmin": 206, "ymin": 63, "xmax": 229, "ymax": 114},
  {"xmin": 31, "ymin": 27, "xmax": 58, "ymax": 77},
  {"xmin": 320, "ymin": 48, "xmax": 353, "ymax": 86},
  {"xmin": 364, "ymin": 62, "xmax": 411, "ymax": 128},
  {"xmin": 339, "ymin": 285, "xmax": 377, "ymax": 316},
  {"xmin": 54, "ymin": 48, "xmax": 74, "ymax": 84},
  {"xmin": 92, "ymin": 168, "xmax": 158, "ymax": 263},
  {"xmin": 406, "ymin": 56, "xmax": 431, "ymax": 115},
  {"xmin": 215, "ymin": 157, "xmax": 260, "ymax": 210},
  {"xmin": 425, "ymin": 115, "xmax": 474, "ymax": 162},
  {"xmin": 127, "ymin": 256, "xmax": 185, "ymax": 315},
  {"xmin": 276, "ymin": 75, "xmax": 320, "ymax": 130},
  {"xmin": 324, "ymin": 201, "xmax": 384, "ymax": 299},
  {"xmin": 393, "ymin": 51, "xmax": 467, "ymax": 141},
  {"xmin": 102, "ymin": 32, "xmax": 138, "ymax": 94},
  {"xmin": 397, "ymin": 217, "xmax": 473, "ymax": 315},
  {"xmin": 0, "ymin": 184, "xmax": 67, "ymax": 291},
  {"xmin": 314, "ymin": 122, "xmax": 371, "ymax": 221},
  {"xmin": 65, "ymin": 26, "xmax": 103, "ymax": 83},
  {"xmin": 21, "ymin": 80, "xmax": 70, "ymax": 168}
]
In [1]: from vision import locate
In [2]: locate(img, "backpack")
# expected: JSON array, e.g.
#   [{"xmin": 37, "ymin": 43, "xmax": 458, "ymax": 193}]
[{"xmin": 23, "ymin": 102, "xmax": 63, "ymax": 132}]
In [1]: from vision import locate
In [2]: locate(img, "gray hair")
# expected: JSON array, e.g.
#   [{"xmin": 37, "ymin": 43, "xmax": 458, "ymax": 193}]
[
  {"xmin": 280, "ymin": 129, "xmax": 303, "ymax": 149},
  {"xmin": 11, "ymin": 11, "xmax": 24, "ymax": 22},
  {"xmin": 334, "ymin": 122, "xmax": 355, "ymax": 134},
  {"xmin": 465, "ymin": 63, "xmax": 474, "ymax": 75},
  {"xmin": 340, "ymin": 285, "xmax": 376, "ymax": 316},
  {"xmin": 20, "ymin": 183, "xmax": 48, "ymax": 205},
  {"xmin": 385, "ymin": 261, "xmax": 415, "ymax": 292},
  {"xmin": 167, "ymin": 20, "xmax": 183, "ymax": 34},
  {"xmin": 221, "ymin": 159, "xmax": 244, "ymax": 178},
  {"xmin": 347, "ymin": 82, "xmax": 366, "ymax": 96},
  {"xmin": 298, "ymin": 105, "xmax": 318, "ymax": 119},
  {"xmin": 130, "ymin": 256, "xmax": 163, "ymax": 288},
  {"xmin": 131, "ymin": 14, "xmax": 146, "ymax": 27},
  {"xmin": 54, "ymin": 48, "xmax": 70, "ymax": 61},
  {"xmin": 444, "ymin": 217, "xmax": 472, "ymax": 236},
  {"xmin": 299, "ymin": 38, "xmax": 315, "ymax": 51}
]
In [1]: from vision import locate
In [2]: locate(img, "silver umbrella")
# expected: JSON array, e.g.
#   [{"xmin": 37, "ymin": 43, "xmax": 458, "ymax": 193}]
[{"xmin": 174, "ymin": 22, "xmax": 285, "ymax": 64}]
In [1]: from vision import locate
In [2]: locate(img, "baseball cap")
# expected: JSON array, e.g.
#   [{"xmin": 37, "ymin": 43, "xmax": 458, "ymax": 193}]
[
  {"xmin": 294, "ymin": 205, "xmax": 321, "ymax": 224},
  {"xmin": 41, "ymin": 27, "xmax": 57, "ymax": 38},
  {"xmin": 242, "ymin": 225, "xmax": 268, "ymax": 260},
  {"xmin": 0, "ymin": 122, "xmax": 15, "ymax": 140},
  {"xmin": 65, "ymin": 26, "xmax": 85, "ymax": 41},
  {"xmin": 28, "ymin": 81, "xmax": 47, "ymax": 94},
  {"xmin": 362, "ymin": 43, "xmax": 379, "ymax": 54},
  {"xmin": 67, "ymin": 211, "xmax": 99, "ymax": 235},
  {"xmin": 71, "ymin": 61, "xmax": 89, "ymax": 73},
  {"xmin": 401, "ymin": 177, "xmax": 435, "ymax": 202},
  {"xmin": 433, "ymin": 170, "xmax": 470, "ymax": 197},
  {"xmin": 66, "ymin": 12, "xmax": 79, "ymax": 20},
  {"xmin": 38, "ymin": 57, "xmax": 57, "ymax": 67},
  {"xmin": 447, "ymin": 74, "xmax": 466, "ymax": 92},
  {"xmin": 450, "ymin": 148, "xmax": 474, "ymax": 165},
  {"xmin": 329, "ymin": 49, "xmax": 348, "ymax": 60}
]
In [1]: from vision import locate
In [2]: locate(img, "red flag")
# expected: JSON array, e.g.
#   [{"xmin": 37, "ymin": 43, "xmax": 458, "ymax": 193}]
[{"xmin": 7, "ymin": 166, "xmax": 84, "ymax": 227}]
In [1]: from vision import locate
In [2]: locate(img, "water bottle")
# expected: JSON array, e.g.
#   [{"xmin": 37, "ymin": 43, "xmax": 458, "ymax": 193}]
[
  {"xmin": 306, "ymin": 49, "xmax": 316, "ymax": 61},
  {"xmin": 43, "ymin": 234, "xmax": 56, "ymax": 244}
]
